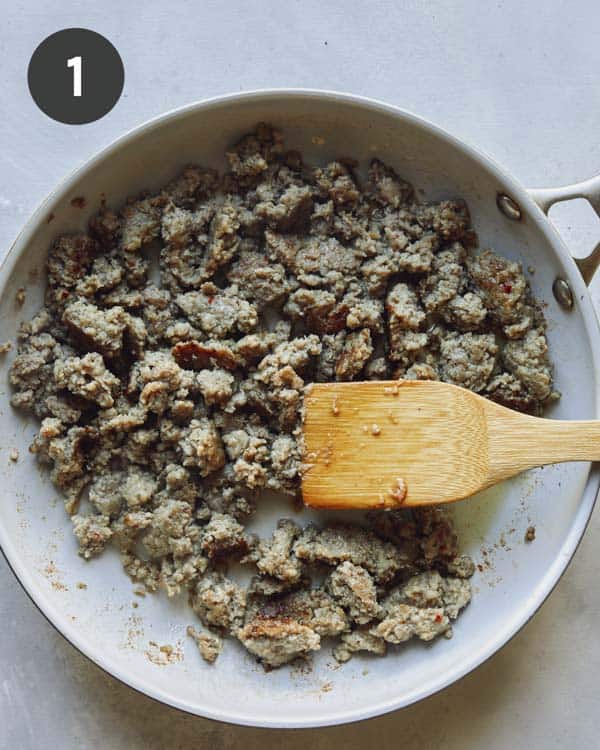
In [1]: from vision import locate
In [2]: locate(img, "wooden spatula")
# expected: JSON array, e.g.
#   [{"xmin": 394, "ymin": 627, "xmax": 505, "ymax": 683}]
[{"xmin": 302, "ymin": 379, "xmax": 600, "ymax": 508}]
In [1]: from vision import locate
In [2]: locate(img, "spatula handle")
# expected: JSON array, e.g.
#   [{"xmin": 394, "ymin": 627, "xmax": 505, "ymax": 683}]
[{"xmin": 487, "ymin": 414, "xmax": 600, "ymax": 483}]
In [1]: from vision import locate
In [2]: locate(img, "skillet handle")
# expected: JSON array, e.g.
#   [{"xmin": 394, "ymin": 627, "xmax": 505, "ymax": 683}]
[{"xmin": 528, "ymin": 175, "xmax": 600, "ymax": 285}]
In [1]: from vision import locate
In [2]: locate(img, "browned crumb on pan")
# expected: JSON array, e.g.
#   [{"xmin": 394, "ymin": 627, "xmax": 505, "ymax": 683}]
[
  {"xmin": 145, "ymin": 640, "xmax": 184, "ymax": 666},
  {"xmin": 389, "ymin": 477, "xmax": 407, "ymax": 504},
  {"xmin": 525, "ymin": 526, "xmax": 536, "ymax": 542},
  {"xmin": 187, "ymin": 625, "xmax": 223, "ymax": 663}
]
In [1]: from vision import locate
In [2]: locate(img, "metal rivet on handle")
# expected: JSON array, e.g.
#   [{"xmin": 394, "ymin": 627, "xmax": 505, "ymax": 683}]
[
  {"xmin": 552, "ymin": 277, "xmax": 574, "ymax": 310},
  {"xmin": 496, "ymin": 193, "xmax": 522, "ymax": 221}
]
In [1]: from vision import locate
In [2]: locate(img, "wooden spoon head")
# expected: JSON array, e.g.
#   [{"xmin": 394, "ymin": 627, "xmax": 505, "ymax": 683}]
[{"xmin": 302, "ymin": 380, "xmax": 491, "ymax": 508}]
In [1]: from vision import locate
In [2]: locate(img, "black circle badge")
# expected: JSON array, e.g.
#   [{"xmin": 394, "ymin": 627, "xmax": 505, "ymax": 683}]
[{"xmin": 28, "ymin": 28, "xmax": 124, "ymax": 125}]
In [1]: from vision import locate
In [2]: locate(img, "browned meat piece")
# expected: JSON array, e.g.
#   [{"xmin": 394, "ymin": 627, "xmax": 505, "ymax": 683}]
[
  {"xmin": 485, "ymin": 372, "xmax": 540, "ymax": 414},
  {"xmin": 175, "ymin": 286, "xmax": 258, "ymax": 338},
  {"xmin": 313, "ymin": 161, "xmax": 360, "ymax": 207},
  {"xmin": 368, "ymin": 159, "xmax": 413, "ymax": 207},
  {"xmin": 255, "ymin": 184, "xmax": 314, "ymax": 233},
  {"xmin": 468, "ymin": 250, "xmax": 538, "ymax": 337},
  {"xmin": 418, "ymin": 243, "xmax": 467, "ymax": 313},
  {"xmin": 200, "ymin": 512, "xmax": 250, "ymax": 560},
  {"xmin": 386, "ymin": 282, "xmax": 427, "ymax": 363},
  {"xmin": 417, "ymin": 199, "xmax": 471, "ymax": 241},
  {"xmin": 191, "ymin": 572, "xmax": 247, "ymax": 633},
  {"xmin": 172, "ymin": 340, "xmax": 240, "ymax": 371},
  {"xmin": 226, "ymin": 123, "xmax": 284, "ymax": 184},
  {"xmin": 502, "ymin": 328, "xmax": 554, "ymax": 402},
  {"xmin": 335, "ymin": 328, "xmax": 373, "ymax": 380},
  {"xmin": 237, "ymin": 617, "xmax": 320, "ymax": 668},
  {"xmin": 253, "ymin": 519, "xmax": 304, "ymax": 583},
  {"xmin": 326, "ymin": 562, "xmax": 381, "ymax": 624},
  {"xmin": 179, "ymin": 418, "xmax": 226, "ymax": 476},
  {"xmin": 227, "ymin": 251, "xmax": 290, "ymax": 307},
  {"xmin": 120, "ymin": 195, "xmax": 165, "ymax": 252},
  {"xmin": 439, "ymin": 331, "xmax": 497, "ymax": 393},
  {"xmin": 63, "ymin": 300, "xmax": 146, "ymax": 360},
  {"xmin": 284, "ymin": 288, "xmax": 349, "ymax": 335},
  {"xmin": 333, "ymin": 628, "xmax": 386, "ymax": 663},
  {"xmin": 163, "ymin": 165, "xmax": 219, "ymax": 207},
  {"xmin": 46, "ymin": 234, "xmax": 98, "ymax": 311},
  {"xmin": 293, "ymin": 523, "xmax": 410, "ymax": 584}
]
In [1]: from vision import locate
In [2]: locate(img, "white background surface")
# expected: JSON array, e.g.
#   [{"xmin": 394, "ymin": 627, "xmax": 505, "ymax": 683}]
[{"xmin": 2, "ymin": 1, "xmax": 600, "ymax": 747}]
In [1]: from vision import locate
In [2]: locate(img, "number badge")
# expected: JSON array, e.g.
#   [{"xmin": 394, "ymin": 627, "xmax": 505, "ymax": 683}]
[{"xmin": 28, "ymin": 28, "xmax": 124, "ymax": 125}]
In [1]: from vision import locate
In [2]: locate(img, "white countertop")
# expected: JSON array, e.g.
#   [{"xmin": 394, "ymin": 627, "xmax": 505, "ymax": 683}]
[{"xmin": 2, "ymin": 1, "xmax": 600, "ymax": 747}]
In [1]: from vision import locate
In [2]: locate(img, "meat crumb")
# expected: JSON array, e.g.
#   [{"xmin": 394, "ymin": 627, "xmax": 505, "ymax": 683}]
[
  {"xmin": 187, "ymin": 625, "xmax": 223, "ymax": 663},
  {"xmin": 145, "ymin": 641, "xmax": 183, "ymax": 665},
  {"xmin": 9, "ymin": 449, "xmax": 19, "ymax": 462},
  {"xmin": 15, "ymin": 288, "xmax": 26, "ymax": 306},
  {"xmin": 389, "ymin": 477, "xmax": 407, "ymax": 504},
  {"xmin": 0, "ymin": 341, "xmax": 12, "ymax": 354},
  {"xmin": 525, "ymin": 526, "xmax": 536, "ymax": 542}
]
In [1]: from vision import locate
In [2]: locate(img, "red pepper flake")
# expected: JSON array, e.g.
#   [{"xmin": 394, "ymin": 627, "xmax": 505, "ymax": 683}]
[
  {"xmin": 501, "ymin": 283, "xmax": 513, "ymax": 293},
  {"xmin": 435, "ymin": 614, "xmax": 442, "ymax": 623},
  {"xmin": 208, "ymin": 296, "xmax": 215, "ymax": 304}
]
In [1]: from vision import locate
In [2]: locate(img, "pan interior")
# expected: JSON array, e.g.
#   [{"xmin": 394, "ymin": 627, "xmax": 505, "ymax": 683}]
[{"xmin": 0, "ymin": 92, "xmax": 597, "ymax": 727}]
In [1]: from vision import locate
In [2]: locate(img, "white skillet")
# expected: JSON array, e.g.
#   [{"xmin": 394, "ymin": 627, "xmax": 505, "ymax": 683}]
[{"xmin": 1, "ymin": 90, "xmax": 599, "ymax": 728}]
